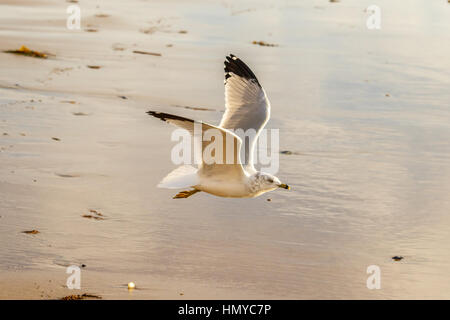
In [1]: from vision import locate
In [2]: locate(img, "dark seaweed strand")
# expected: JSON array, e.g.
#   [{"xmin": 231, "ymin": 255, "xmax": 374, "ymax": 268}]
[
  {"xmin": 224, "ymin": 54, "xmax": 261, "ymax": 87},
  {"xmin": 146, "ymin": 111, "xmax": 194, "ymax": 123}
]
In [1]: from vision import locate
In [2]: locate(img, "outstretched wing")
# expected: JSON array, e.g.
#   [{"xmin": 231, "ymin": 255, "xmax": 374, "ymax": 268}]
[
  {"xmin": 220, "ymin": 54, "xmax": 271, "ymax": 172},
  {"xmin": 147, "ymin": 111, "xmax": 246, "ymax": 179}
]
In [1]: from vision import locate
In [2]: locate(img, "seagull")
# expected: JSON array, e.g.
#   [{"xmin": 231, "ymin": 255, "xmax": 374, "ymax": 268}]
[{"xmin": 147, "ymin": 54, "xmax": 290, "ymax": 199}]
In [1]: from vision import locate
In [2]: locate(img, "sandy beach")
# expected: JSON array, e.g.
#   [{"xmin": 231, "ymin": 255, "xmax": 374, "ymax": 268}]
[{"xmin": 1, "ymin": 0, "xmax": 450, "ymax": 299}]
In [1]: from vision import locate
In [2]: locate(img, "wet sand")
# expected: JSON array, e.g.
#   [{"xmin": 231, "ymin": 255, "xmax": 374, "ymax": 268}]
[{"xmin": 1, "ymin": 0, "xmax": 450, "ymax": 299}]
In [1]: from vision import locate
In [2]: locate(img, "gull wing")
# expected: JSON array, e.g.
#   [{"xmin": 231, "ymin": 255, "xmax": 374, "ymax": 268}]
[
  {"xmin": 220, "ymin": 54, "xmax": 271, "ymax": 172},
  {"xmin": 147, "ymin": 111, "xmax": 246, "ymax": 179}
]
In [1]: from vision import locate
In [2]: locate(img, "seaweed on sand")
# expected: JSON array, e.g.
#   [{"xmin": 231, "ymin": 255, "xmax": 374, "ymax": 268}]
[{"xmin": 4, "ymin": 45, "xmax": 48, "ymax": 59}]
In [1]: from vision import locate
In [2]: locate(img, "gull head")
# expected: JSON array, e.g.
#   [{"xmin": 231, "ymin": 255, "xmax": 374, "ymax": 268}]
[{"xmin": 253, "ymin": 172, "xmax": 290, "ymax": 193}]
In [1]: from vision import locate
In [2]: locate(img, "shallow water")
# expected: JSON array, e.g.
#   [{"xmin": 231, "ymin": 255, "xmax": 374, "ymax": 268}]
[{"xmin": 0, "ymin": 0, "xmax": 449, "ymax": 299}]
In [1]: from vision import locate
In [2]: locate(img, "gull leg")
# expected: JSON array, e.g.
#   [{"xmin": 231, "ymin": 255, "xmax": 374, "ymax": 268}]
[{"xmin": 173, "ymin": 189, "xmax": 200, "ymax": 199}]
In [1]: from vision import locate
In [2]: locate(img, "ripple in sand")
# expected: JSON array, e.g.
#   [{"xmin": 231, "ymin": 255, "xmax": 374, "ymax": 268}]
[
  {"xmin": 55, "ymin": 173, "xmax": 80, "ymax": 178},
  {"xmin": 72, "ymin": 112, "xmax": 90, "ymax": 116}
]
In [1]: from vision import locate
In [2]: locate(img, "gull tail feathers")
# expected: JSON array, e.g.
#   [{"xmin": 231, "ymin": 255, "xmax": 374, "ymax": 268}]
[{"xmin": 158, "ymin": 165, "xmax": 198, "ymax": 189}]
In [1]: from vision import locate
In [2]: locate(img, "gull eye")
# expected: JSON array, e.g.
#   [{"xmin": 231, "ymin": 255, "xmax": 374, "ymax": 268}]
[{"xmin": 268, "ymin": 178, "xmax": 274, "ymax": 183}]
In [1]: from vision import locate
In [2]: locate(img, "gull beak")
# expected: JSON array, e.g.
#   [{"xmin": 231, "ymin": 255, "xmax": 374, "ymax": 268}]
[{"xmin": 279, "ymin": 183, "xmax": 290, "ymax": 190}]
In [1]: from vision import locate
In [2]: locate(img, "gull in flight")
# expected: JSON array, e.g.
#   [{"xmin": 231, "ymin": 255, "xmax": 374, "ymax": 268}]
[{"xmin": 147, "ymin": 54, "xmax": 290, "ymax": 199}]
